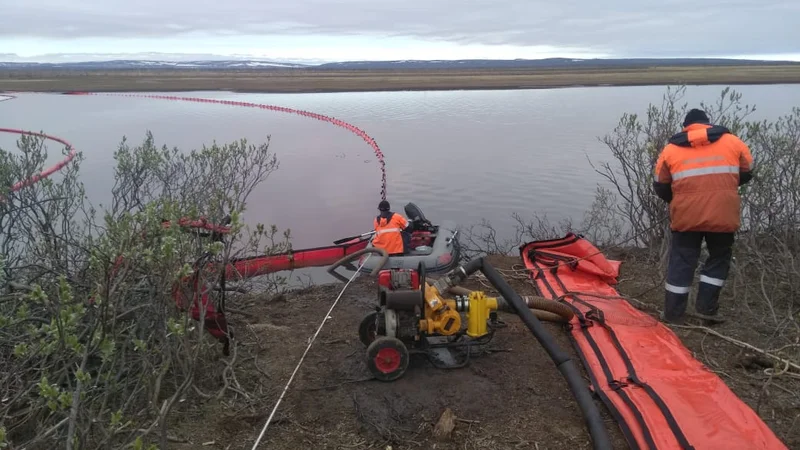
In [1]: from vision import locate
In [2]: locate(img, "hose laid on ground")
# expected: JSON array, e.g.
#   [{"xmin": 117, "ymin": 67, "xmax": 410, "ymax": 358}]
[
  {"xmin": 454, "ymin": 257, "xmax": 613, "ymax": 450},
  {"xmin": 446, "ymin": 285, "xmax": 574, "ymax": 323},
  {"xmin": 326, "ymin": 247, "xmax": 389, "ymax": 283}
]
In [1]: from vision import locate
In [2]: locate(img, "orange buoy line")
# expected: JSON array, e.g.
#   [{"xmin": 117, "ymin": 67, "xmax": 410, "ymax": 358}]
[
  {"xmin": 0, "ymin": 126, "xmax": 78, "ymax": 200},
  {"xmin": 63, "ymin": 91, "xmax": 388, "ymax": 201},
  {"xmin": 1, "ymin": 91, "xmax": 389, "ymax": 201}
]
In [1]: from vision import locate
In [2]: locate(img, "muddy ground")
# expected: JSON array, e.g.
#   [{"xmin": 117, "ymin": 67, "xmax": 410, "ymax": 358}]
[{"xmin": 167, "ymin": 254, "xmax": 799, "ymax": 450}]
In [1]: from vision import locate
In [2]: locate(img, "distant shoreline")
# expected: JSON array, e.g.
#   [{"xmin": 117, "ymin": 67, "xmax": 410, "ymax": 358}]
[{"xmin": 3, "ymin": 64, "xmax": 800, "ymax": 94}]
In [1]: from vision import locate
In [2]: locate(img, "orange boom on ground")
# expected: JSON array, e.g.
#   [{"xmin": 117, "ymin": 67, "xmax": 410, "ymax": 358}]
[{"xmin": 520, "ymin": 234, "xmax": 788, "ymax": 450}]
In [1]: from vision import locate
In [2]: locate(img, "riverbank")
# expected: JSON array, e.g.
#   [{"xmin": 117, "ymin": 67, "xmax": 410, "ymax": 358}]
[
  {"xmin": 3, "ymin": 64, "xmax": 800, "ymax": 93},
  {"xmin": 166, "ymin": 253, "xmax": 798, "ymax": 449}
]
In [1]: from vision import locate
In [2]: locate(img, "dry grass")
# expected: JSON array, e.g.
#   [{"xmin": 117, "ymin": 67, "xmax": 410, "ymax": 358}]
[{"xmin": 2, "ymin": 65, "xmax": 800, "ymax": 93}]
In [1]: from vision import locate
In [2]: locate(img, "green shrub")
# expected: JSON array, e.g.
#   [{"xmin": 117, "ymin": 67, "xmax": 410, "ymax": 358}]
[{"xmin": 0, "ymin": 131, "xmax": 290, "ymax": 449}]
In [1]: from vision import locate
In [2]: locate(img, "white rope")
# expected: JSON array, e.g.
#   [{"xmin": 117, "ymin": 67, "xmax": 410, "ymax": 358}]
[{"xmin": 250, "ymin": 253, "xmax": 373, "ymax": 449}]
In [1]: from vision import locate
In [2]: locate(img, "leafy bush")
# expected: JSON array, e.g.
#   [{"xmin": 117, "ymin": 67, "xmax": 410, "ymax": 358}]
[{"xmin": 0, "ymin": 131, "xmax": 290, "ymax": 449}]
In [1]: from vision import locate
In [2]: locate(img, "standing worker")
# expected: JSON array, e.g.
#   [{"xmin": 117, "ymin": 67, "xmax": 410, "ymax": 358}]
[
  {"xmin": 372, "ymin": 200, "xmax": 413, "ymax": 256},
  {"xmin": 653, "ymin": 108, "xmax": 753, "ymax": 325}
]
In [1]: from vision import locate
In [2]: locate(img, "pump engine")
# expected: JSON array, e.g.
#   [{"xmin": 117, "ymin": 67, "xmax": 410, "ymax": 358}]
[{"xmin": 359, "ymin": 262, "xmax": 507, "ymax": 381}]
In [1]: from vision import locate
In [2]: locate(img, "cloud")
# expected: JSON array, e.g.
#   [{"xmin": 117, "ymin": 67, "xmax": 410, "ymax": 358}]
[{"xmin": 1, "ymin": 0, "xmax": 798, "ymax": 58}]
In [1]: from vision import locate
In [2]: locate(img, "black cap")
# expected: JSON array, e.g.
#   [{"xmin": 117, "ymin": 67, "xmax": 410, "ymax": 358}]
[
  {"xmin": 378, "ymin": 200, "xmax": 390, "ymax": 211},
  {"xmin": 683, "ymin": 109, "xmax": 710, "ymax": 127}
]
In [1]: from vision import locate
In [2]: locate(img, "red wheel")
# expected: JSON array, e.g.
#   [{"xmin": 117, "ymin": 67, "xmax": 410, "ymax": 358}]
[
  {"xmin": 375, "ymin": 347, "xmax": 401, "ymax": 372},
  {"xmin": 366, "ymin": 336, "xmax": 409, "ymax": 381}
]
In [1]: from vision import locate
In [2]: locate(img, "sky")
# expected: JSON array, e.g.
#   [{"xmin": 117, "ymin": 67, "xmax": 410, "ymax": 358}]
[{"xmin": 1, "ymin": 0, "xmax": 799, "ymax": 63}]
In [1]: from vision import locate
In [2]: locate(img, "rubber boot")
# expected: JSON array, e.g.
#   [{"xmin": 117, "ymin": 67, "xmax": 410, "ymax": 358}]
[
  {"xmin": 663, "ymin": 291, "xmax": 688, "ymax": 325},
  {"xmin": 693, "ymin": 283, "xmax": 726, "ymax": 325}
]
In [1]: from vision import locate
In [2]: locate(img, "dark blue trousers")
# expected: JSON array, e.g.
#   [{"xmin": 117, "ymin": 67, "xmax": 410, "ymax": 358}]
[{"xmin": 664, "ymin": 231, "xmax": 734, "ymax": 320}]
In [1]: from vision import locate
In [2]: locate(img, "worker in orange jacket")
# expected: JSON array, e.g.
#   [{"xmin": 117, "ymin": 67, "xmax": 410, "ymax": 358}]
[
  {"xmin": 653, "ymin": 109, "xmax": 753, "ymax": 325},
  {"xmin": 372, "ymin": 200, "xmax": 413, "ymax": 256}
]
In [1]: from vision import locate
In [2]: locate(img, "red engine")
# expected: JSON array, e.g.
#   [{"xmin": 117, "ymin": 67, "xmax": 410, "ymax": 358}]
[{"xmin": 378, "ymin": 268, "xmax": 420, "ymax": 291}]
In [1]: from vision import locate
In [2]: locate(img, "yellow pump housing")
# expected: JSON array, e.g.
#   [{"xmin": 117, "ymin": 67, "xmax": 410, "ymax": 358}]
[
  {"xmin": 416, "ymin": 283, "xmax": 498, "ymax": 338},
  {"xmin": 419, "ymin": 283, "xmax": 461, "ymax": 335},
  {"xmin": 465, "ymin": 291, "xmax": 499, "ymax": 337}
]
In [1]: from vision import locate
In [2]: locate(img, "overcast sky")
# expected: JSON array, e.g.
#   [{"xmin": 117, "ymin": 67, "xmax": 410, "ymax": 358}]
[{"xmin": 1, "ymin": 0, "xmax": 798, "ymax": 62}]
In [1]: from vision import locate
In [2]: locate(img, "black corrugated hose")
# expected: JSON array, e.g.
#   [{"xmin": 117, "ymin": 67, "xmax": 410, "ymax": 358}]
[{"xmin": 457, "ymin": 258, "xmax": 613, "ymax": 450}]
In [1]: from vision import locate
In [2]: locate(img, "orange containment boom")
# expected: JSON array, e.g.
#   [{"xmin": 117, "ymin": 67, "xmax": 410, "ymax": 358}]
[
  {"xmin": 519, "ymin": 233, "xmax": 787, "ymax": 450},
  {"xmin": 174, "ymin": 234, "xmax": 371, "ymax": 350}
]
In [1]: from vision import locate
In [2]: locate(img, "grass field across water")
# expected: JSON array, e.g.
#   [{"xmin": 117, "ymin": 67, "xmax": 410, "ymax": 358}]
[{"xmin": 2, "ymin": 64, "xmax": 800, "ymax": 93}]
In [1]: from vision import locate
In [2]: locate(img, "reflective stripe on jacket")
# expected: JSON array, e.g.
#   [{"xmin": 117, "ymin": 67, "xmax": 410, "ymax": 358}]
[
  {"xmin": 654, "ymin": 123, "xmax": 753, "ymax": 233},
  {"xmin": 372, "ymin": 212, "xmax": 408, "ymax": 254}
]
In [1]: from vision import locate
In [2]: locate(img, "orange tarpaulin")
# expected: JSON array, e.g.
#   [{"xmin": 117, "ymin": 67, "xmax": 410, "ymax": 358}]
[{"xmin": 519, "ymin": 234, "xmax": 787, "ymax": 450}]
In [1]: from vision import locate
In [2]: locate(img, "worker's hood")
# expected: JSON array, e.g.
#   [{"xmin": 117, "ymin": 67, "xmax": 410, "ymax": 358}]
[
  {"xmin": 376, "ymin": 210, "xmax": 394, "ymax": 223},
  {"xmin": 668, "ymin": 123, "xmax": 731, "ymax": 148}
]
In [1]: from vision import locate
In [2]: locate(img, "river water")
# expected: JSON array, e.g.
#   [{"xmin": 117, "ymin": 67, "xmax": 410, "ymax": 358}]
[{"xmin": 2, "ymin": 85, "xmax": 799, "ymax": 282}]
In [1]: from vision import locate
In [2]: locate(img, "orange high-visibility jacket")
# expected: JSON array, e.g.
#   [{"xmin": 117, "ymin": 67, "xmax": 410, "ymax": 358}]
[
  {"xmin": 372, "ymin": 212, "xmax": 409, "ymax": 255},
  {"xmin": 654, "ymin": 123, "xmax": 753, "ymax": 233}
]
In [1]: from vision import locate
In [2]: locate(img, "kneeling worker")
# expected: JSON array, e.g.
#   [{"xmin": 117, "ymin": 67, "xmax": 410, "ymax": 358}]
[{"xmin": 372, "ymin": 200, "xmax": 412, "ymax": 256}]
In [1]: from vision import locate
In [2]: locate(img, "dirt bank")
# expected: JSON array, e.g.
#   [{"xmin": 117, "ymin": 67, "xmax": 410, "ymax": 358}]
[{"xmin": 166, "ymin": 253, "xmax": 798, "ymax": 449}]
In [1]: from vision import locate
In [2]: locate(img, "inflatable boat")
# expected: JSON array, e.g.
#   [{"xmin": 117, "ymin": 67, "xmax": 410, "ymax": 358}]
[{"xmin": 355, "ymin": 202, "xmax": 461, "ymax": 274}]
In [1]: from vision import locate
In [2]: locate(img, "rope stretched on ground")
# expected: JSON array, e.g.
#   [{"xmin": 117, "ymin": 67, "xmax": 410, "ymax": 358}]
[{"xmin": 250, "ymin": 253, "xmax": 373, "ymax": 449}]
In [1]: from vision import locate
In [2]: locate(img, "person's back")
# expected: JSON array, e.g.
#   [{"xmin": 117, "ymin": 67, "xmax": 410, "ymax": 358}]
[
  {"xmin": 655, "ymin": 115, "xmax": 753, "ymax": 233},
  {"xmin": 372, "ymin": 200, "xmax": 409, "ymax": 256},
  {"xmin": 653, "ymin": 108, "xmax": 753, "ymax": 325}
]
